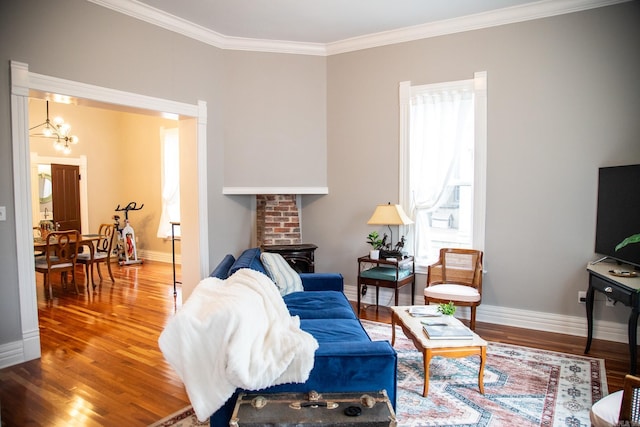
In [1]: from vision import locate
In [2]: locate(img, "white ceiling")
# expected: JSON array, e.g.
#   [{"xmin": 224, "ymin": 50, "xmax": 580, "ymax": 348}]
[
  {"xmin": 92, "ymin": 0, "xmax": 625, "ymax": 54},
  {"xmin": 134, "ymin": 0, "xmax": 540, "ymax": 44}
]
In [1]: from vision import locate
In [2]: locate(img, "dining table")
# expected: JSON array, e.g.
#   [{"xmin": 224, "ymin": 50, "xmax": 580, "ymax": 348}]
[{"xmin": 34, "ymin": 233, "xmax": 104, "ymax": 288}]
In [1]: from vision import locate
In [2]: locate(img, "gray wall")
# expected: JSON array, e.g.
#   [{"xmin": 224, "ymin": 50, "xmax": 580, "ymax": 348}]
[
  {"xmin": 0, "ymin": 0, "xmax": 325, "ymax": 346},
  {"xmin": 0, "ymin": 0, "xmax": 639, "ymax": 352},
  {"xmin": 223, "ymin": 50, "xmax": 327, "ymax": 188},
  {"xmin": 309, "ymin": 2, "xmax": 640, "ymax": 324}
]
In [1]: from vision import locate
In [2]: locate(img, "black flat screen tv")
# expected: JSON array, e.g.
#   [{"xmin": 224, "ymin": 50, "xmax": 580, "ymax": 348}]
[{"xmin": 595, "ymin": 164, "xmax": 640, "ymax": 268}]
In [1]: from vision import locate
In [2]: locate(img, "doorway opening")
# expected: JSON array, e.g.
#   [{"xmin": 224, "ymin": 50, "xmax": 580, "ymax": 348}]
[
  {"xmin": 30, "ymin": 154, "xmax": 89, "ymax": 234},
  {"xmin": 10, "ymin": 61, "xmax": 208, "ymax": 365}
]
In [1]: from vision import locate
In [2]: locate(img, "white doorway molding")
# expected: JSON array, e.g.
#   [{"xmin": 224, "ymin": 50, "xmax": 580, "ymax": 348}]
[{"xmin": 9, "ymin": 61, "xmax": 209, "ymax": 365}]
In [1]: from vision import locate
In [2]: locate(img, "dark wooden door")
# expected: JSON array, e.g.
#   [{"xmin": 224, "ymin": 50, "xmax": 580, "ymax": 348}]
[{"xmin": 51, "ymin": 163, "xmax": 82, "ymax": 231}]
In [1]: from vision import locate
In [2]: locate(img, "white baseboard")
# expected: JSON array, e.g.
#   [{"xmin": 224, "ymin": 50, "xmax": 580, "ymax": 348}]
[
  {"xmin": 0, "ymin": 326, "xmax": 41, "ymax": 369},
  {"xmin": 135, "ymin": 249, "xmax": 180, "ymax": 265},
  {"xmin": 344, "ymin": 284, "xmax": 631, "ymax": 344},
  {"xmin": 0, "ymin": 341, "xmax": 29, "ymax": 369}
]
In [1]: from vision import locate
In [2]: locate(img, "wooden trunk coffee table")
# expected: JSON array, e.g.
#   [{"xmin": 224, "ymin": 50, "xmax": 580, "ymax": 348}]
[{"xmin": 390, "ymin": 306, "xmax": 487, "ymax": 397}]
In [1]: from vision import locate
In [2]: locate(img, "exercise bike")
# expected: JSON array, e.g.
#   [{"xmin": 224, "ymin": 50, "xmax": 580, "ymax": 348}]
[{"xmin": 114, "ymin": 202, "xmax": 144, "ymax": 266}]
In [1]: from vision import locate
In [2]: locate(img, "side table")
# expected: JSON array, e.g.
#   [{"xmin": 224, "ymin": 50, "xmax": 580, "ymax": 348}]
[
  {"xmin": 585, "ymin": 261, "xmax": 640, "ymax": 374},
  {"xmin": 357, "ymin": 255, "xmax": 415, "ymax": 316}
]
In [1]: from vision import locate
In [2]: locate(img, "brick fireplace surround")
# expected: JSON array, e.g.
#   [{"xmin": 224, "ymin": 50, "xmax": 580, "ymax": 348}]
[{"xmin": 256, "ymin": 195, "xmax": 301, "ymax": 246}]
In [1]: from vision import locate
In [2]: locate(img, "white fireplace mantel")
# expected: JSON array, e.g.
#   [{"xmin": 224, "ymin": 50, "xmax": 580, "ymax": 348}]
[{"xmin": 222, "ymin": 187, "xmax": 329, "ymax": 195}]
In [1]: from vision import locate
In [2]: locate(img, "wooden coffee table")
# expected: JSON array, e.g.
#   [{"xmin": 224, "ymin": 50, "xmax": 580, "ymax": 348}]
[{"xmin": 391, "ymin": 306, "xmax": 487, "ymax": 397}]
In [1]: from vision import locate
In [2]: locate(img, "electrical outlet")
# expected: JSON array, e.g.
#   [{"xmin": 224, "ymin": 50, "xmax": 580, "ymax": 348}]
[
  {"xmin": 0, "ymin": 206, "xmax": 6, "ymax": 221},
  {"xmin": 606, "ymin": 297, "xmax": 615, "ymax": 307},
  {"xmin": 578, "ymin": 291, "xmax": 587, "ymax": 304}
]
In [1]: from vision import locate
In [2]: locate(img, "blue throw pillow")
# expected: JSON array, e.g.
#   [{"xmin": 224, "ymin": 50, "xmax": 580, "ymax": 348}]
[
  {"xmin": 260, "ymin": 252, "xmax": 303, "ymax": 296},
  {"xmin": 228, "ymin": 248, "xmax": 267, "ymax": 277}
]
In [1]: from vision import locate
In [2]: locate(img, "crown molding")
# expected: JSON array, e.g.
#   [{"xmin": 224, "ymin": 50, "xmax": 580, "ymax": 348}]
[
  {"xmin": 327, "ymin": 0, "xmax": 630, "ymax": 55},
  {"xmin": 223, "ymin": 36, "xmax": 326, "ymax": 56},
  {"xmin": 87, "ymin": 0, "xmax": 326, "ymax": 55},
  {"xmin": 88, "ymin": 0, "xmax": 629, "ymax": 56},
  {"xmin": 88, "ymin": 0, "xmax": 226, "ymax": 46}
]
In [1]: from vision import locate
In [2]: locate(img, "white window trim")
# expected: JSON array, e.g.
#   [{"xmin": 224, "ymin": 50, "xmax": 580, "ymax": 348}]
[{"xmin": 399, "ymin": 71, "xmax": 487, "ymax": 274}]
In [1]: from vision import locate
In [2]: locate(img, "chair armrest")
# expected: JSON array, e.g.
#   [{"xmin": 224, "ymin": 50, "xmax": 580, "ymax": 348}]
[
  {"xmin": 299, "ymin": 273, "xmax": 344, "ymax": 292},
  {"xmin": 427, "ymin": 262, "xmax": 443, "ymax": 286},
  {"xmin": 620, "ymin": 374, "xmax": 640, "ymax": 421}
]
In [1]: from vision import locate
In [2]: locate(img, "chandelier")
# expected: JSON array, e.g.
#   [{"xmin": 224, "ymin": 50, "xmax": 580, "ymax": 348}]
[{"xmin": 29, "ymin": 101, "xmax": 79, "ymax": 154}]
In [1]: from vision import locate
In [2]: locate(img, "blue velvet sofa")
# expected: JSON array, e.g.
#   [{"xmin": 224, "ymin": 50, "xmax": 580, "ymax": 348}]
[{"xmin": 208, "ymin": 248, "xmax": 397, "ymax": 426}]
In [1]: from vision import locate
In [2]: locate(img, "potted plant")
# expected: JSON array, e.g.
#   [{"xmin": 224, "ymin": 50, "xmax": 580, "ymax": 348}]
[
  {"xmin": 616, "ymin": 234, "xmax": 640, "ymax": 251},
  {"xmin": 438, "ymin": 301, "xmax": 456, "ymax": 316},
  {"xmin": 616, "ymin": 233, "xmax": 640, "ymax": 280},
  {"xmin": 367, "ymin": 231, "xmax": 384, "ymax": 260}
]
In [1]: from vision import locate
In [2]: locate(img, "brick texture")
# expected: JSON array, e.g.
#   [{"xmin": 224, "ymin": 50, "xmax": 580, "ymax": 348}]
[{"xmin": 256, "ymin": 195, "xmax": 301, "ymax": 245}]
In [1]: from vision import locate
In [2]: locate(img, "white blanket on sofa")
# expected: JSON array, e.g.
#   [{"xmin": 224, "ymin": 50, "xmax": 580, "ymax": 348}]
[{"xmin": 158, "ymin": 269, "xmax": 319, "ymax": 421}]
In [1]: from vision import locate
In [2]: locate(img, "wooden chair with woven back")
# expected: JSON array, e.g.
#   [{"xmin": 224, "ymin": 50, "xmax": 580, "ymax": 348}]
[
  {"xmin": 590, "ymin": 374, "xmax": 640, "ymax": 426},
  {"xmin": 423, "ymin": 248, "xmax": 484, "ymax": 330},
  {"xmin": 34, "ymin": 230, "xmax": 81, "ymax": 298},
  {"xmin": 77, "ymin": 223, "xmax": 117, "ymax": 288}
]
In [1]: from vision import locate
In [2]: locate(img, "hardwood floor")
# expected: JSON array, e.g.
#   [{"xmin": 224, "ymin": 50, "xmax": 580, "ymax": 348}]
[
  {"xmin": 0, "ymin": 261, "xmax": 632, "ymax": 426},
  {"xmin": 0, "ymin": 261, "xmax": 190, "ymax": 426}
]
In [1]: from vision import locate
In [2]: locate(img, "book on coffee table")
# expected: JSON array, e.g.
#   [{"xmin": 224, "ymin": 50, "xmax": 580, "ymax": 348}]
[
  {"xmin": 407, "ymin": 306, "xmax": 441, "ymax": 317},
  {"xmin": 422, "ymin": 323, "xmax": 473, "ymax": 340}
]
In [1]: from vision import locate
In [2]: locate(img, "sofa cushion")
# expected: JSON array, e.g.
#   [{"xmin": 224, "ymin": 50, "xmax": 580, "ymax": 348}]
[
  {"xmin": 299, "ymin": 273, "xmax": 344, "ymax": 292},
  {"xmin": 284, "ymin": 291, "xmax": 356, "ymax": 320},
  {"xmin": 260, "ymin": 252, "xmax": 303, "ymax": 296},
  {"xmin": 210, "ymin": 254, "xmax": 236, "ymax": 279},
  {"xmin": 229, "ymin": 248, "xmax": 267, "ymax": 277},
  {"xmin": 299, "ymin": 319, "xmax": 370, "ymax": 343}
]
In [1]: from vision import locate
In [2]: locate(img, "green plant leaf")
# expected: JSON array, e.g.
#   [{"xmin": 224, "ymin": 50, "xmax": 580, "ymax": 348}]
[
  {"xmin": 367, "ymin": 231, "xmax": 384, "ymax": 249},
  {"xmin": 437, "ymin": 301, "xmax": 456, "ymax": 315},
  {"xmin": 615, "ymin": 233, "xmax": 640, "ymax": 251}
]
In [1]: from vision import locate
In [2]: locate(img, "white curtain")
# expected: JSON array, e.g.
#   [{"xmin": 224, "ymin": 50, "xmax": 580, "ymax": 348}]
[
  {"xmin": 157, "ymin": 128, "xmax": 181, "ymax": 238},
  {"xmin": 408, "ymin": 81, "xmax": 474, "ymax": 265}
]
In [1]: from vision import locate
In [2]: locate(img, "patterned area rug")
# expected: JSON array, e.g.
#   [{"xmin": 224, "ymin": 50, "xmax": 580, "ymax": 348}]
[
  {"xmin": 149, "ymin": 406, "xmax": 208, "ymax": 427},
  {"xmin": 151, "ymin": 320, "xmax": 607, "ymax": 427},
  {"xmin": 363, "ymin": 320, "xmax": 607, "ymax": 427}
]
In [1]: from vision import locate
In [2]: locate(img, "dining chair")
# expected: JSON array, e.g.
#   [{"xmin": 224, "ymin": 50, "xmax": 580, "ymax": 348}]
[
  {"xmin": 34, "ymin": 230, "xmax": 81, "ymax": 298},
  {"xmin": 33, "ymin": 226, "xmax": 46, "ymax": 258},
  {"xmin": 423, "ymin": 248, "xmax": 484, "ymax": 330},
  {"xmin": 590, "ymin": 374, "xmax": 640, "ymax": 426},
  {"xmin": 77, "ymin": 223, "xmax": 117, "ymax": 288}
]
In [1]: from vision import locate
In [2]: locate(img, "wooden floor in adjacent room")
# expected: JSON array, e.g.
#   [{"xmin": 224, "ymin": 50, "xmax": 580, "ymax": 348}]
[{"xmin": 0, "ymin": 261, "xmax": 633, "ymax": 426}]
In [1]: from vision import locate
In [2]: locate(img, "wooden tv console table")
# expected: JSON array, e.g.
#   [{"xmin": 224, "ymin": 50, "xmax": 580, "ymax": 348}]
[{"xmin": 585, "ymin": 261, "xmax": 640, "ymax": 374}]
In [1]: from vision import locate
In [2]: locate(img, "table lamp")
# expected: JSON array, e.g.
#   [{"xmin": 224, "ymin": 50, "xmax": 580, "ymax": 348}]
[{"xmin": 367, "ymin": 202, "xmax": 413, "ymax": 257}]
